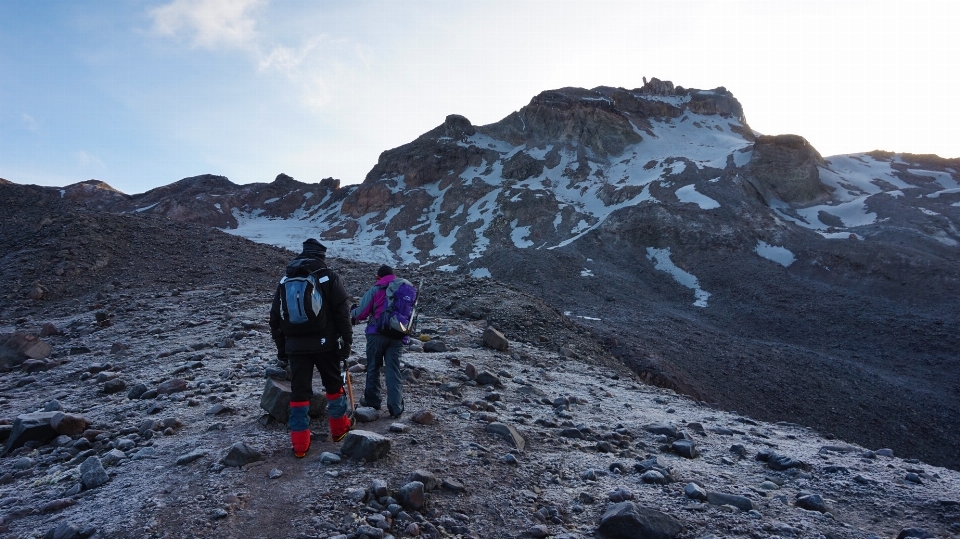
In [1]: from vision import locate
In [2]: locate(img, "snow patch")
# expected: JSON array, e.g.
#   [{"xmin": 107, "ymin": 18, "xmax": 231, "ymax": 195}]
[
  {"xmin": 755, "ymin": 241, "xmax": 795, "ymax": 267},
  {"xmin": 263, "ymin": 197, "xmax": 280, "ymax": 204},
  {"xmin": 511, "ymin": 220, "xmax": 534, "ymax": 248},
  {"xmin": 134, "ymin": 203, "xmax": 159, "ymax": 213},
  {"xmin": 471, "ymin": 268, "xmax": 491, "ymax": 278},
  {"xmin": 646, "ymin": 247, "xmax": 711, "ymax": 308},
  {"xmin": 675, "ymin": 184, "xmax": 720, "ymax": 209},
  {"xmin": 580, "ymin": 269, "xmax": 594, "ymax": 277}
]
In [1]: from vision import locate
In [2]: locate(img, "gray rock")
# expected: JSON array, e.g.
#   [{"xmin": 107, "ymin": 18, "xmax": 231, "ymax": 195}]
[
  {"xmin": 101, "ymin": 449, "xmax": 128, "ymax": 466},
  {"xmin": 221, "ymin": 442, "xmax": 263, "ymax": 467},
  {"xmin": 131, "ymin": 446, "xmax": 158, "ymax": 460},
  {"xmin": 389, "ymin": 422, "xmax": 409, "ymax": 433},
  {"xmin": 356, "ymin": 525, "xmax": 384, "ymax": 539},
  {"xmin": 269, "ymin": 468, "xmax": 282, "ymax": 479},
  {"xmin": 411, "ymin": 409, "xmax": 435, "ymax": 425},
  {"xmin": 486, "ymin": 422, "xmax": 525, "ymax": 450},
  {"xmin": 340, "ymin": 430, "xmax": 391, "ymax": 461},
  {"xmin": 671, "ymin": 439, "xmax": 698, "ymax": 459},
  {"xmin": 13, "ymin": 457, "xmax": 34, "ymax": 470},
  {"xmin": 156, "ymin": 378, "xmax": 188, "ymax": 395},
  {"xmin": 706, "ymin": 492, "xmax": 753, "ymax": 511},
  {"xmin": 597, "ymin": 501, "xmax": 683, "ymax": 539},
  {"xmin": 796, "ymin": 493, "xmax": 829, "ymax": 513},
  {"xmin": 464, "ymin": 363, "xmax": 478, "ymax": 380},
  {"xmin": 475, "ymin": 370, "xmax": 502, "ymax": 387},
  {"xmin": 644, "ymin": 423, "xmax": 678, "ymax": 438},
  {"xmin": 876, "ymin": 448, "xmax": 895, "ymax": 457},
  {"xmin": 127, "ymin": 383, "xmax": 148, "ymax": 400},
  {"xmin": 102, "ymin": 378, "xmax": 126, "ymax": 394},
  {"xmin": 51, "ymin": 521, "xmax": 82, "ymax": 539},
  {"xmin": 502, "ymin": 453, "xmax": 519, "ymax": 465},
  {"xmin": 398, "ymin": 481, "xmax": 426, "ymax": 510},
  {"xmin": 442, "ymin": 477, "xmax": 466, "ymax": 492},
  {"xmin": 609, "ymin": 487, "xmax": 635, "ymax": 502},
  {"xmin": 43, "ymin": 399, "xmax": 64, "ymax": 412},
  {"xmin": 79, "ymin": 456, "xmax": 109, "ymax": 489},
  {"xmin": 1, "ymin": 411, "xmax": 59, "ymax": 456},
  {"xmin": 482, "ymin": 327, "xmax": 509, "ymax": 351},
  {"xmin": 423, "ymin": 340, "xmax": 448, "ymax": 353},
  {"xmin": 905, "ymin": 473, "xmax": 923, "ymax": 484},
  {"xmin": 355, "ymin": 407, "xmax": 380, "ymax": 423},
  {"xmin": 409, "ymin": 469, "xmax": 439, "ymax": 491},
  {"xmin": 319, "ymin": 452, "xmax": 341, "ymax": 464},
  {"xmin": 641, "ymin": 470, "xmax": 668, "ymax": 485},
  {"xmin": 683, "ymin": 483, "xmax": 708, "ymax": 501}
]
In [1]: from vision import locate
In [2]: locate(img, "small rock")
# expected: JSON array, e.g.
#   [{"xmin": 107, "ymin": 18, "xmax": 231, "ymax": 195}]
[
  {"xmin": 464, "ymin": 363, "xmax": 478, "ymax": 380},
  {"xmin": 423, "ymin": 340, "xmax": 448, "ymax": 353},
  {"xmin": 481, "ymin": 327, "xmax": 509, "ymax": 351},
  {"xmin": 796, "ymin": 493, "xmax": 829, "ymax": 513},
  {"xmin": 411, "ymin": 409, "xmax": 435, "ymax": 425},
  {"xmin": 269, "ymin": 468, "xmax": 283, "ymax": 479},
  {"xmin": 475, "ymin": 370, "xmax": 502, "ymax": 387},
  {"xmin": 706, "ymin": 492, "xmax": 753, "ymax": 511},
  {"xmin": 682, "ymin": 483, "xmax": 706, "ymax": 502},
  {"xmin": 156, "ymin": 378, "xmax": 188, "ymax": 395},
  {"xmin": 896, "ymin": 528, "xmax": 935, "ymax": 539},
  {"xmin": 398, "ymin": 481, "xmax": 426, "ymax": 510},
  {"xmin": 485, "ymin": 422, "xmax": 525, "ymax": 450},
  {"xmin": 671, "ymin": 439, "xmax": 698, "ymax": 459},
  {"xmin": 529, "ymin": 524, "xmax": 549, "ymax": 538},
  {"xmin": 442, "ymin": 478, "xmax": 466, "ymax": 492},
  {"xmin": 176, "ymin": 450, "xmax": 207, "ymax": 465},
  {"xmin": 79, "ymin": 456, "xmax": 109, "ymax": 489},
  {"xmin": 101, "ymin": 449, "xmax": 128, "ymax": 466},
  {"xmin": 641, "ymin": 470, "xmax": 668, "ymax": 485},
  {"xmin": 608, "ymin": 487, "xmax": 635, "ymax": 502},
  {"xmin": 389, "ymin": 422, "xmax": 409, "ymax": 433},
  {"xmin": 319, "ymin": 452, "xmax": 341, "ymax": 464},
  {"xmin": 221, "ymin": 443, "xmax": 262, "ymax": 467},
  {"xmin": 409, "ymin": 469, "xmax": 439, "ymax": 491},
  {"xmin": 127, "ymin": 383, "xmax": 148, "ymax": 400},
  {"xmin": 355, "ymin": 407, "xmax": 380, "ymax": 423}
]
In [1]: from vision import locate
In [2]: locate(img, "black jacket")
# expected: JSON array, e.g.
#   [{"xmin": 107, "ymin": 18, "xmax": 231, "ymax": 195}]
[{"xmin": 269, "ymin": 253, "xmax": 351, "ymax": 355}]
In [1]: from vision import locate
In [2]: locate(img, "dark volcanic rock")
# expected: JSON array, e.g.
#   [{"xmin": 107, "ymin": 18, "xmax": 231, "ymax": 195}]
[
  {"xmin": 597, "ymin": 501, "xmax": 683, "ymax": 539},
  {"xmin": 1, "ymin": 411, "xmax": 58, "ymax": 456}
]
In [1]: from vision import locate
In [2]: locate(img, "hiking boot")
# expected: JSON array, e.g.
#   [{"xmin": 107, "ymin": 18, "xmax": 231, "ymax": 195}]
[
  {"xmin": 389, "ymin": 398, "xmax": 405, "ymax": 419},
  {"xmin": 290, "ymin": 429, "xmax": 311, "ymax": 458},
  {"xmin": 330, "ymin": 414, "xmax": 355, "ymax": 442},
  {"xmin": 359, "ymin": 398, "xmax": 381, "ymax": 411}
]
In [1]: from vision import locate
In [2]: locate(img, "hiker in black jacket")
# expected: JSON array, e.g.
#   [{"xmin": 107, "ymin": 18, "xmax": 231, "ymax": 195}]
[{"xmin": 269, "ymin": 239, "xmax": 353, "ymax": 457}]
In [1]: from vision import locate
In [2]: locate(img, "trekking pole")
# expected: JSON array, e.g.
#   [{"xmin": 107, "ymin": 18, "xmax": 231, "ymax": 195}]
[{"xmin": 344, "ymin": 369, "xmax": 355, "ymax": 410}]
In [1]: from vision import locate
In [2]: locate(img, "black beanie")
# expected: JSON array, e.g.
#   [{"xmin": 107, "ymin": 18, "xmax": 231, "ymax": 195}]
[
  {"xmin": 302, "ymin": 238, "xmax": 327, "ymax": 257},
  {"xmin": 377, "ymin": 265, "xmax": 394, "ymax": 278}
]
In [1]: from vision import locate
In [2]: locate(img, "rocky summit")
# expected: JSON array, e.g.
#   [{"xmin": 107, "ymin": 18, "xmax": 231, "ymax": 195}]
[{"xmin": 1, "ymin": 78, "xmax": 960, "ymax": 537}]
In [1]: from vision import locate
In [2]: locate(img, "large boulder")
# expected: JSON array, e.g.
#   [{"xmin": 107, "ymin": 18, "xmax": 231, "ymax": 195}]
[
  {"xmin": 79, "ymin": 456, "xmax": 109, "ymax": 489},
  {"xmin": 340, "ymin": 430, "xmax": 391, "ymax": 461},
  {"xmin": 1, "ymin": 411, "xmax": 59, "ymax": 456},
  {"xmin": 748, "ymin": 134, "xmax": 830, "ymax": 205},
  {"xmin": 259, "ymin": 378, "xmax": 326, "ymax": 423},
  {"xmin": 1, "ymin": 332, "xmax": 52, "ymax": 371},
  {"xmin": 597, "ymin": 501, "xmax": 683, "ymax": 539},
  {"xmin": 482, "ymin": 327, "xmax": 509, "ymax": 352},
  {"xmin": 221, "ymin": 443, "xmax": 263, "ymax": 467}
]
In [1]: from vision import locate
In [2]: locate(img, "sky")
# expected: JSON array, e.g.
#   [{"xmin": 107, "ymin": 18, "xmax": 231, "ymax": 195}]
[{"xmin": 1, "ymin": 0, "xmax": 957, "ymax": 195}]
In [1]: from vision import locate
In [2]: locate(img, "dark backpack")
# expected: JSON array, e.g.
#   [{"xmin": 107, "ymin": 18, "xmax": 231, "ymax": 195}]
[
  {"xmin": 375, "ymin": 278, "xmax": 418, "ymax": 339},
  {"xmin": 277, "ymin": 269, "xmax": 329, "ymax": 336}
]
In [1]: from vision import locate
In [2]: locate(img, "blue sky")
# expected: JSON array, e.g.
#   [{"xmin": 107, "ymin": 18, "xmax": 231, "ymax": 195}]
[{"xmin": 1, "ymin": 1, "xmax": 957, "ymax": 194}]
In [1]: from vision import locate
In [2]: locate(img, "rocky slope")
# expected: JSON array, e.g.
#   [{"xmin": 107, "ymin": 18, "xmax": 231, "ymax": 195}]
[
  {"xmin": 3, "ymin": 79, "xmax": 959, "ymax": 473},
  {"xmin": 0, "ymin": 212, "xmax": 958, "ymax": 539}
]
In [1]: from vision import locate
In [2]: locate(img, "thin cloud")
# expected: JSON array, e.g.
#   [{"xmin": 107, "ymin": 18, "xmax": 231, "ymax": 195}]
[
  {"xmin": 150, "ymin": 0, "xmax": 264, "ymax": 50},
  {"xmin": 22, "ymin": 113, "xmax": 39, "ymax": 133},
  {"xmin": 75, "ymin": 151, "xmax": 106, "ymax": 169}
]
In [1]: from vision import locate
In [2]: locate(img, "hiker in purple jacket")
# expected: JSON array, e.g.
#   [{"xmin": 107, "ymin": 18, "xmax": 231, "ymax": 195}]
[{"xmin": 350, "ymin": 265, "xmax": 405, "ymax": 418}]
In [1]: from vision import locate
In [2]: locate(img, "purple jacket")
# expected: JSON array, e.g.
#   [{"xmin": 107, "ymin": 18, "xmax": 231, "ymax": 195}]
[{"xmin": 350, "ymin": 274, "xmax": 395, "ymax": 335}]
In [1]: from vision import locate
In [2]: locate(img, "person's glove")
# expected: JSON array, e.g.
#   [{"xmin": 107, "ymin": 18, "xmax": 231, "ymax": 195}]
[
  {"xmin": 276, "ymin": 351, "xmax": 289, "ymax": 368},
  {"xmin": 339, "ymin": 341, "xmax": 351, "ymax": 361}
]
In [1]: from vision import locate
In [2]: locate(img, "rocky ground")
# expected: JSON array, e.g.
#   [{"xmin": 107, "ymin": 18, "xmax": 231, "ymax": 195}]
[
  {"xmin": 1, "ymin": 214, "xmax": 959, "ymax": 538},
  {"xmin": 1, "ymin": 282, "xmax": 959, "ymax": 539}
]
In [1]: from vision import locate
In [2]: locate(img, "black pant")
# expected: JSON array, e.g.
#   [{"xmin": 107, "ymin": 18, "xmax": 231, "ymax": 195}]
[{"xmin": 289, "ymin": 351, "xmax": 343, "ymax": 402}]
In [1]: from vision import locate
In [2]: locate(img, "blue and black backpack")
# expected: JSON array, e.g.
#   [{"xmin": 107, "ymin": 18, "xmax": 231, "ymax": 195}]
[{"xmin": 278, "ymin": 269, "xmax": 330, "ymax": 336}]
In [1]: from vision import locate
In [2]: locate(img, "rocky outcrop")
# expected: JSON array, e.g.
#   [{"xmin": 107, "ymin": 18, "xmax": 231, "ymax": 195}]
[{"xmin": 747, "ymin": 134, "xmax": 830, "ymax": 205}]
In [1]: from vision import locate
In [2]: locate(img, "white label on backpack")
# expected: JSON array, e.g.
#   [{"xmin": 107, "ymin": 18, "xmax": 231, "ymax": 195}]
[{"xmin": 317, "ymin": 275, "xmax": 329, "ymax": 283}]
